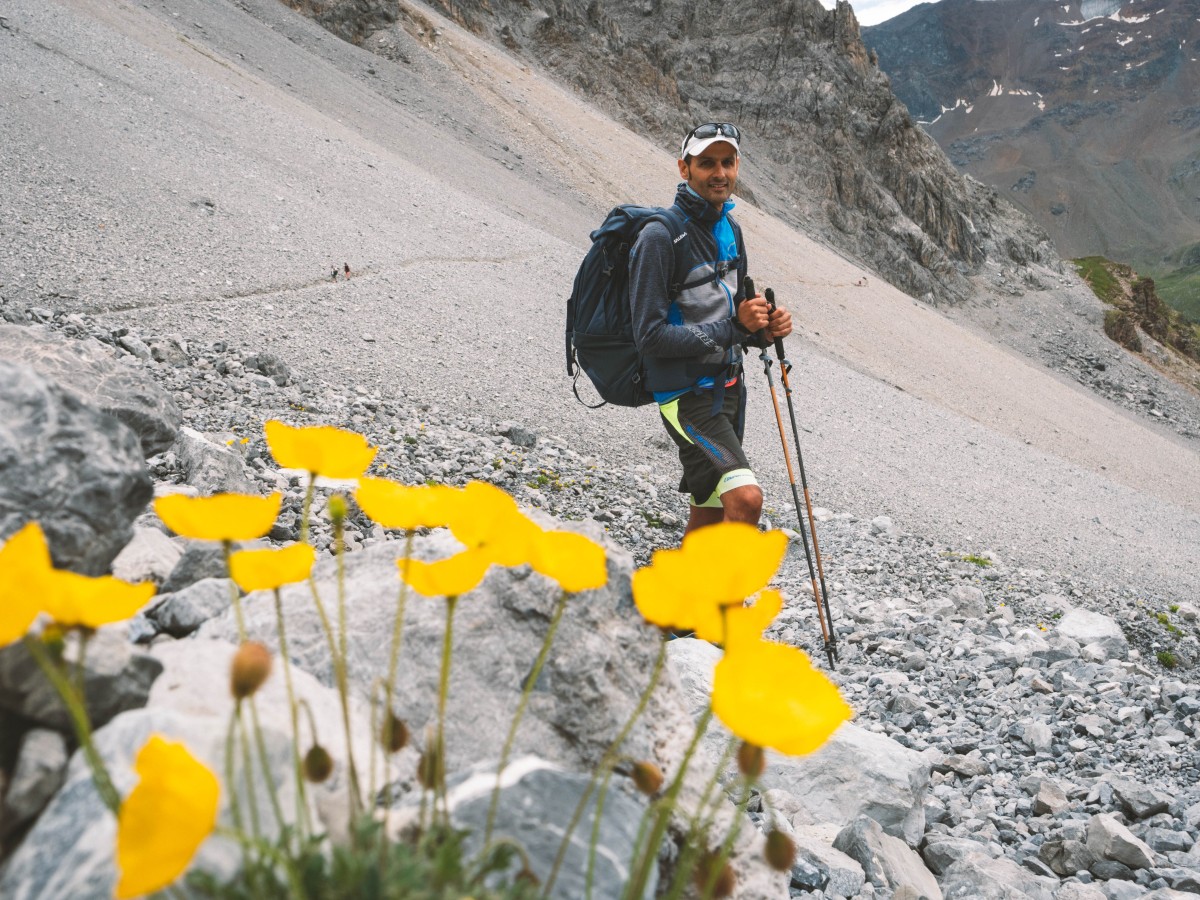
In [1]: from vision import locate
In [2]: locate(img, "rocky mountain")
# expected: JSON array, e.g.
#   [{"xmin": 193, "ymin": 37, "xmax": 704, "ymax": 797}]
[
  {"xmin": 862, "ymin": 0, "xmax": 1200, "ymax": 312},
  {"xmin": 301, "ymin": 0, "xmax": 1064, "ymax": 306}
]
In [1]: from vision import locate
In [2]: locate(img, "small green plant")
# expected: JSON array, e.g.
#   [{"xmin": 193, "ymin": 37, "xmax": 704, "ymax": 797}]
[
  {"xmin": 1170, "ymin": 604, "xmax": 1180, "ymax": 613},
  {"xmin": 404, "ymin": 436, "xmax": 417, "ymax": 445},
  {"xmin": 1156, "ymin": 612, "xmax": 1171, "ymax": 625},
  {"xmin": 961, "ymin": 553, "xmax": 992, "ymax": 568},
  {"xmin": 492, "ymin": 458, "xmax": 503, "ymax": 470},
  {"xmin": 1157, "ymin": 650, "xmax": 1179, "ymax": 668}
]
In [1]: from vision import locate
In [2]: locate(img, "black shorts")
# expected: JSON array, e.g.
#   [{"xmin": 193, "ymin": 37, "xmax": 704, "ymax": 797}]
[{"xmin": 658, "ymin": 382, "xmax": 758, "ymax": 507}]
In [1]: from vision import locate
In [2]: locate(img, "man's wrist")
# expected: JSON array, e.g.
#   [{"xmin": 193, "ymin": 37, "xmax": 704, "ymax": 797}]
[{"xmin": 732, "ymin": 317, "xmax": 753, "ymax": 335}]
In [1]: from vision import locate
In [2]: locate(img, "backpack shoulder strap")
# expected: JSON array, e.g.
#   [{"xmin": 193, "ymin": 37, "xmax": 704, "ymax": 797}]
[{"xmin": 643, "ymin": 206, "xmax": 691, "ymax": 298}]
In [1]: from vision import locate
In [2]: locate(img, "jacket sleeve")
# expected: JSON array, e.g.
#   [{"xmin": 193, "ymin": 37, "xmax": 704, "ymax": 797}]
[{"xmin": 629, "ymin": 222, "xmax": 742, "ymax": 358}]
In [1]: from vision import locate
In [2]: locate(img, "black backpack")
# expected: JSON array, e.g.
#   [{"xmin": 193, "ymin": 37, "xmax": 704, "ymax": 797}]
[{"xmin": 565, "ymin": 205, "xmax": 690, "ymax": 408}]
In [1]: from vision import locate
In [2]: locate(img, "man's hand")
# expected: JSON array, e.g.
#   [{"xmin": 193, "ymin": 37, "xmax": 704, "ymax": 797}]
[
  {"xmin": 737, "ymin": 295, "xmax": 770, "ymax": 332},
  {"xmin": 767, "ymin": 304, "xmax": 792, "ymax": 339}
]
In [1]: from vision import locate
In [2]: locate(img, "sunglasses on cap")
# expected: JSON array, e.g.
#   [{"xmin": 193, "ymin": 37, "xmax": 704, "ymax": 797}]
[{"xmin": 680, "ymin": 123, "xmax": 742, "ymax": 155}]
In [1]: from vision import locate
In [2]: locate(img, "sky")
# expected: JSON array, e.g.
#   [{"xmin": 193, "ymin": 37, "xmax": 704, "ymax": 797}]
[{"xmin": 819, "ymin": 0, "xmax": 937, "ymax": 26}]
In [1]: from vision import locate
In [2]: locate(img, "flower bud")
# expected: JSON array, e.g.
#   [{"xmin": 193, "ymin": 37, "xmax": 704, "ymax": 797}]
[
  {"xmin": 41, "ymin": 624, "xmax": 66, "ymax": 658},
  {"xmin": 328, "ymin": 494, "xmax": 347, "ymax": 525},
  {"xmin": 693, "ymin": 852, "xmax": 736, "ymax": 898},
  {"xmin": 417, "ymin": 744, "xmax": 442, "ymax": 790},
  {"xmin": 303, "ymin": 744, "xmax": 333, "ymax": 783},
  {"xmin": 515, "ymin": 867, "xmax": 540, "ymax": 888},
  {"xmin": 380, "ymin": 712, "xmax": 409, "ymax": 754},
  {"xmin": 764, "ymin": 829, "xmax": 796, "ymax": 872},
  {"xmin": 230, "ymin": 641, "xmax": 272, "ymax": 699},
  {"xmin": 630, "ymin": 761, "xmax": 664, "ymax": 796},
  {"xmin": 736, "ymin": 741, "xmax": 765, "ymax": 779}
]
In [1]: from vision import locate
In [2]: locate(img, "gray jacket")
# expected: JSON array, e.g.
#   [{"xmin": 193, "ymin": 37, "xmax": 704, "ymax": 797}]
[{"xmin": 629, "ymin": 184, "xmax": 758, "ymax": 395}]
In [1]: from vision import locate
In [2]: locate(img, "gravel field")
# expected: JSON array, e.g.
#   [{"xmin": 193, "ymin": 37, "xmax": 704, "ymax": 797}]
[{"xmin": 2, "ymin": 0, "xmax": 1198, "ymax": 614}]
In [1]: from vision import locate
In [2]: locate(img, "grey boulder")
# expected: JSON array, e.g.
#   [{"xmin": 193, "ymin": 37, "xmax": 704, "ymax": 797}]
[
  {"xmin": 0, "ymin": 324, "xmax": 180, "ymax": 457},
  {"xmin": 0, "ymin": 361, "xmax": 152, "ymax": 575}
]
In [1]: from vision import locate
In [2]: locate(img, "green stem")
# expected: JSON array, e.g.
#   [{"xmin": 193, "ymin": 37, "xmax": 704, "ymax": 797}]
[
  {"xmin": 485, "ymin": 588, "xmax": 569, "ymax": 844},
  {"xmin": 237, "ymin": 701, "xmax": 262, "ymax": 841},
  {"xmin": 585, "ymin": 767, "xmax": 614, "ymax": 900},
  {"xmin": 224, "ymin": 707, "xmax": 245, "ymax": 835},
  {"xmin": 248, "ymin": 696, "xmax": 286, "ymax": 834},
  {"xmin": 385, "ymin": 534, "xmax": 414, "ymax": 716},
  {"xmin": 299, "ymin": 477, "xmax": 315, "ymax": 544},
  {"xmin": 213, "ymin": 826, "xmax": 308, "ymax": 899},
  {"xmin": 622, "ymin": 705, "xmax": 714, "ymax": 900},
  {"xmin": 24, "ymin": 636, "xmax": 120, "ymax": 815},
  {"xmin": 273, "ymin": 588, "xmax": 311, "ymax": 840},
  {"xmin": 664, "ymin": 737, "xmax": 739, "ymax": 900},
  {"xmin": 543, "ymin": 638, "xmax": 668, "ymax": 897},
  {"xmin": 222, "ymin": 541, "xmax": 247, "ymax": 640},
  {"xmin": 699, "ymin": 776, "xmax": 752, "ymax": 900},
  {"xmin": 305, "ymin": 575, "xmax": 362, "ymax": 814},
  {"xmin": 334, "ymin": 504, "xmax": 348, "ymax": 684},
  {"xmin": 436, "ymin": 595, "xmax": 459, "ymax": 826}
]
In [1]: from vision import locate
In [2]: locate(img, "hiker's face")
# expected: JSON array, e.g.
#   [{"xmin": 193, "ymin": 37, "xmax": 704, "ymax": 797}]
[{"xmin": 678, "ymin": 142, "xmax": 739, "ymax": 206}]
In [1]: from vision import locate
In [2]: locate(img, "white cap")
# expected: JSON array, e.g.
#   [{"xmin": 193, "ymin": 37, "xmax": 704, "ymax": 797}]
[{"xmin": 680, "ymin": 124, "xmax": 741, "ymax": 159}]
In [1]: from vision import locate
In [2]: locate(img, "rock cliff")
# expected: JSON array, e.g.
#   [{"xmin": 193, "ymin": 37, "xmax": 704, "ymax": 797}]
[{"xmin": 311, "ymin": 0, "xmax": 1061, "ymax": 304}]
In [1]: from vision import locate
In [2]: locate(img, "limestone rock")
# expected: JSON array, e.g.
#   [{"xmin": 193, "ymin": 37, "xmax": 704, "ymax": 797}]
[
  {"xmin": 0, "ymin": 362, "xmax": 152, "ymax": 575},
  {"xmin": 146, "ymin": 578, "xmax": 234, "ymax": 637},
  {"xmin": 110, "ymin": 525, "xmax": 182, "ymax": 586},
  {"xmin": 173, "ymin": 427, "xmax": 256, "ymax": 494},
  {"xmin": 940, "ymin": 852, "xmax": 1058, "ymax": 899},
  {"xmin": 1054, "ymin": 608, "xmax": 1127, "ymax": 660},
  {"xmin": 0, "ymin": 324, "xmax": 181, "ymax": 457},
  {"xmin": 1086, "ymin": 812, "xmax": 1157, "ymax": 869},
  {"xmin": 833, "ymin": 815, "xmax": 941, "ymax": 898},
  {"xmin": 0, "ymin": 729, "xmax": 68, "ymax": 839},
  {"xmin": 0, "ymin": 626, "xmax": 161, "ymax": 732}
]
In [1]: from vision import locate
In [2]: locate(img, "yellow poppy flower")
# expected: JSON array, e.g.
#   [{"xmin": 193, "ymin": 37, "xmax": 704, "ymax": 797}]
[
  {"xmin": 530, "ymin": 530, "xmax": 608, "ymax": 593},
  {"xmin": 723, "ymin": 589, "xmax": 784, "ymax": 650},
  {"xmin": 228, "ymin": 543, "xmax": 316, "ymax": 592},
  {"xmin": 446, "ymin": 481, "xmax": 542, "ymax": 568},
  {"xmin": 632, "ymin": 524, "xmax": 787, "ymax": 641},
  {"xmin": 712, "ymin": 638, "xmax": 852, "ymax": 756},
  {"xmin": 45, "ymin": 570, "xmax": 156, "ymax": 631},
  {"xmin": 264, "ymin": 420, "xmax": 377, "ymax": 479},
  {"xmin": 115, "ymin": 735, "xmax": 219, "ymax": 898},
  {"xmin": 0, "ymin": 523, "xmax": 55, "ymax": 647},
  {"xmin": 355, "ymin": 477, "xmax": 461, "ymax": 530},
  {"xmin": 154, "ymin": 492, "xmax": 282, "ymax": 542},
  {"xmin": 399, "ymin": 551, "xmax": 493, "ymax": 597}
]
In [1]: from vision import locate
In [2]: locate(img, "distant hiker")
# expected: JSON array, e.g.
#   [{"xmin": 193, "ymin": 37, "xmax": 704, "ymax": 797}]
[
  {"xmin": 629, "ymin": 123, "xmax": 792, "ymax": 535},
  {"xmin": 344, "ymin": 262, "xmax": 351, "ymax": 279},
  {"xmin": 331, "ymin": 267, "xmax": 339, "ymax": 281}
]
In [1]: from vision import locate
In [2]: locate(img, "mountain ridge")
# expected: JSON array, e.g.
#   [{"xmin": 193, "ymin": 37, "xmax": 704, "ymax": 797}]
[{"xmin": 863, "ymin": 0, "xmax": 1200, "ymax": 307}]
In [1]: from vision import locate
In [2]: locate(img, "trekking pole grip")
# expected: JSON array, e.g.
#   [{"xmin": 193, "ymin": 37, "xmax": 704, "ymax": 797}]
[{"xmin": 764, "ymin": 288, "xmax": 786, "ymax": 360}]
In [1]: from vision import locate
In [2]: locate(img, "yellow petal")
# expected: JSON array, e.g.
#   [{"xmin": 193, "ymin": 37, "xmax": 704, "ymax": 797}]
[
  {"xmin": 115, "ymin": 735, "xmax": 219, "ymax": 898},
  {"xmin": 228, "ymin": 543, "xmax": 316, "ymax": 593},
  {"xmin": 680, "ymin": 524, "xmax": 787, "ymax": 605},
  {"xmin": 154, "ymin": 493, "xmax": 282, "ymax": 542},
  {"xmin": 631, "ymin": 550, "xmax": 691, "ymax": 630},
  {"xmin": 531, "ymin": 530, "xmax": 608, "ymax": 593},
  {"xmin": 717, "ymin": 590, "xmax": 784, "ymax": 650},
  {"xmin": 0, "ymin": 523, "xmax": 55, "ymax": 647},
  {"xmin": 446, "ymin": 481, "xmax": 541, "ymax": 566},
  {"xmin": 399, "ymin": 551, "xmax": 493, "ymax": 597},
  {"xmin": 630, "ymin": 524, "xmax": 787, "ymax": 636},
  {"xmin": 264, "ymin": 420, "xmax": 377, "ymax": 478},
  {"xmin": 354, "ymin": 477, "xmax": 461, "ymax": 530},
  {"xmin": 713, "ymin": 639, "xmax": 851, "ymax": 756},
  {"xmin": 45, "ymin": 571, "xmax": 156, "ymax": 630}
]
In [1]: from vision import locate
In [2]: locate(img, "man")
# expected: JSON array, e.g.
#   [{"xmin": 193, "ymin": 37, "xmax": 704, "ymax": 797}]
[{"xmin": 630, "ymin": 123, "xmax": 792, "ymax": 535}]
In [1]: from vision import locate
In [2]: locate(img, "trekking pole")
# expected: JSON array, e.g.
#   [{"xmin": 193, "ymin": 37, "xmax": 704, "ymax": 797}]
[{"xmin": 745, "ymin": 277, "xmax": 837, "ymax": 668}]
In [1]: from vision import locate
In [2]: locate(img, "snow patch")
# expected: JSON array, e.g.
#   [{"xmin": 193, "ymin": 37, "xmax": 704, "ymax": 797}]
[
  {"xmin": 1034, "ymin": 16, "xmax": 1040, "ymax": 26},
  {"xmin": 1117, "ymin": 35, "xmax": 1133, "ymax": 45}
]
